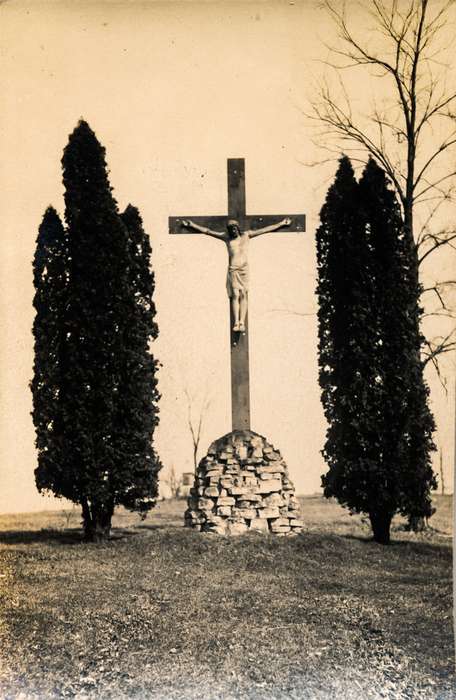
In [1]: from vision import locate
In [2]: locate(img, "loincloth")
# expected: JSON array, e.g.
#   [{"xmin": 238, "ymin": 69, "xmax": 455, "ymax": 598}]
[{"xmin": 226, "ymin": 265, "xmax": 249, "ymax": 297}]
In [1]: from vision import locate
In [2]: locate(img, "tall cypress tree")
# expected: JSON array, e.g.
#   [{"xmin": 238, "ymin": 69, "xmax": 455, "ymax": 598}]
[
  {"xmin": 31, "ymin": 207, "xmax": 67, "ymax": 494},
  {"xmin": 318, "ymin": 156, "xmax": 436, "ymax": 544},
  {"xmin": 31, "ymin": 120, "xmax": 161, "ymax": 540},
  {"xmin": 359, "ymin": 159, "xmax": 436, "ymax": 540},
  {"xmin": 116, "ymin": 204, "xmax": 161, "ymax": 512},
  {"xmin": 317, "ymin": 156, "xmax": 378, "ymax": 527}
]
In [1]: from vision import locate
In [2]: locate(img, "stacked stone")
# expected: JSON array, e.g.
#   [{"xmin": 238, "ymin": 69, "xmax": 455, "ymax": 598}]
[{"xmin": 184, "ymin": 430, "xmax": 304, "ymax": 536}]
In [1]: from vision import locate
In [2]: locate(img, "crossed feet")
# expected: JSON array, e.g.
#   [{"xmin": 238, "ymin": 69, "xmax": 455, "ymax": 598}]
[{"xmin": 233, "ymin": 322, "xmax": 245, "ymax": 333}]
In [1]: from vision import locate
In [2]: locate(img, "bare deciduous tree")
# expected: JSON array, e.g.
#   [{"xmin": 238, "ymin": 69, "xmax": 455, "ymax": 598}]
[
  {"xmin": 310, "ymin": 0, "xmax": 456, "ymax": 371},
  {"xmin": 439, "ymin": 446, "xmax": 446, "ymax": 495},
  {"xmin": 184, "ymin": 388, "xmax": 211, "ymax": 474},
  {"xmin": 163, "ymin": 465, "xmax": 182, "ymax": 500}
]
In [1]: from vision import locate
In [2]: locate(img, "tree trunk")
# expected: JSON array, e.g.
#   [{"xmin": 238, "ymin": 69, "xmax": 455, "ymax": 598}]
[
  {"xmin": 407, "ymin": 515, "xmax": 426, "ymax": 532},
  {"xmin": 81, "ymin": 497, "xmax": 114, "ymax": 542},
  {"xmin": 369, "ymin": 511, "xmax": 393, "ymax": 545}
]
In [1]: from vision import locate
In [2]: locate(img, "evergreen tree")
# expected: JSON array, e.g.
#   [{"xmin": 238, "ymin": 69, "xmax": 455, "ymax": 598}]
[
  {"xmin": 317, "ymin": 156, "xmax": 380, "ymax": 533},
  {"xmin": 358, "ymin": 159, "xmax": 436, "ymax": 540},
  {"xmin": 317, "ymin": 157, "xmax": 436, "ymax": 544},
  {"xmin": 116, "ymin": 204, "xmax": 161, "ymax": 513},
  {"xmin": 31, "ymin": 207, "xmax": 67, "ymax": 495},
  {"xmin": 31, "ymin": 120, "xmax": 161, "ymax": 541}
]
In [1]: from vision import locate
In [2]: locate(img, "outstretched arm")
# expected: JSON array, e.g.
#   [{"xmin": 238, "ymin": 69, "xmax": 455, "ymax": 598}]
[
  {"xmin": 181, "ymin": 219, "xmax": 226, "ymax": 240},
  {"xmin": 248, "ymin": 217, "xmax": 292, "ymax": 238}
]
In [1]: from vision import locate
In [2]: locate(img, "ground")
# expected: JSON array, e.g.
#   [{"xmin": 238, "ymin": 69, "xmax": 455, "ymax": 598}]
[{"xmin": 0, "ymin": 495, "xmax": 453, "ymax": 699}]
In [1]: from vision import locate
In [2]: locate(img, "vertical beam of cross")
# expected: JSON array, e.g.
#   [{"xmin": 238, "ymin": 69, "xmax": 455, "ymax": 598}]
[{"xmin": 227, "ymin": 159, "xmax": 250, "ymax": 430}]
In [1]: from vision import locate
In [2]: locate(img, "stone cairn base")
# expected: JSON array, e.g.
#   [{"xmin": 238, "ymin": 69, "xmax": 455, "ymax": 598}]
[{"xmin": 184, "ymin": 430, "xmax": 304, "ymax": 536}]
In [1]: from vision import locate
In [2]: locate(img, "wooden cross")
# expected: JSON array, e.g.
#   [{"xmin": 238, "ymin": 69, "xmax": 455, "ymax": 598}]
[{"xmin": 169, "ymin": 158, "xmax": 305, "ymax": 432}]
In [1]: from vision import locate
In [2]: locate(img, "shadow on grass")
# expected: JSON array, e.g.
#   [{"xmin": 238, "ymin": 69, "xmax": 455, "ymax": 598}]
[
  {"xmin": 341, "ymin": 532, "xmax": 451, "ymax": 556},
  {"xmin": 136, "ymin": 522, "xmax": 185, "ymax": 532},
  {"xmin": 0, "ymin": 528, "xmax": 142, "ymax": 546},
  {"xmin": 0, "ymin": 528, "xmax": 84, "ymax": 545}
]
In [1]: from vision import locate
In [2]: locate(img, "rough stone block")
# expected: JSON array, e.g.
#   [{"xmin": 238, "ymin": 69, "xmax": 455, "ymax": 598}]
[
  {"xmin": 290, "ymin": 519, "xmax": 304, "ymax": 528},
  {"xmin": 232, "ymin": 507, "xmax": 257, "ymax": 520},
  {"xmin": 204, "ymin": 487, "xmax": 219, "ymax": 497},
  {"xmin": 186, "ymin": 510, "xmax": 206, "ymax": 525},
  {"xmin": 198, "ymin": 498, "xmax": 215, "ymax": 511},
  {"xmin": 220, "ymin": 477, "xmax": 234, "ymax": 488},
  {"xmin": 257, "ymin": 465, "xmax": 286, "ymax": 474},
  {"xmin": 259, "ymin": 472, "xmax": 280, "ymax": 481},
  {"xmin": 236, "ymin": 445, "xmax": 248, "ymax": 460},
  {"xmin": 217, "ymin": 506, "xmax": 232, "ymax": 517},
  {"xmin": 228, "ymin": 486, "xmax": 251, "ymax": 496},
  {"xmin": 256, "ymin": 479, "xmax": 282, "ymax": 494},
  {"xmin": 270, "ymin": 525, "xmax": 291, "ymax": 534},
  {"xmin": 205, "ymin": 514, "xmax": 223, "ymax": 525},
  {"xmin": 261, "ymin": 507, "xmax": 281, "ymax": 519},
  {"xmin": 249, "ymin": 518, "xmax": 269, "ymax": 532},
  {"xmin": 226, "ymin": 520, "xmax": 248, "ymax": 535},
  {"xmin": 206, "ymin": 468, "xmax": 223, "ymax": 478},
  {"xmin": 263, "ymin": 493, "xmax": 285, "ymax": 507},
  {"xmin": 237, "ymin": 494, "xmax": 262, "ymax": 504},
  {"xmin": 217, "ymin": 496, "xmax": 236, "ymax": 506},
  {"xmin": 238, "ymin": 471, "xmax": 252, "ymax": 479}
]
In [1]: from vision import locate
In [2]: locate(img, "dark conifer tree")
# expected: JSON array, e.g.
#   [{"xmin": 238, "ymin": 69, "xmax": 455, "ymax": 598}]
[
  {"xmin": 358, "ymin": 159, "xmax": 436, "ymax": 541},
  {"xmin": 31, "ymin": 207, "xmax": 67, "ymax": 494},
  {"xmin": 317, "ymin": 156, "xmax": 380, "ymax": 534},
  {"xmin": 318, "ymin": 156, "xmax": 436, "ymax": 544},
  {"xmin": 31, "ymin": 120, "xmax": 161, "ymax": 541},
  {"xmin": 116, "ymin": 204, "xmax": 161, "ymax": 512}
]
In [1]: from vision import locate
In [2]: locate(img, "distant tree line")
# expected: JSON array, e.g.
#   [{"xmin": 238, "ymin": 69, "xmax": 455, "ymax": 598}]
[
  {"xmin": 317, "ymin": 156, "xmax": 436, "ymax": 544},
  {"xmin": 31, "ymin": 121, "xmax": 161, "ymax": 542}
]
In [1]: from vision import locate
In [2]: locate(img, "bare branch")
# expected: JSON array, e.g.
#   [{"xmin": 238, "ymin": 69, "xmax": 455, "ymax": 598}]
[
  {"xmin": 184, "ymin": 387, "xmax": 211, "ymax": 474},
  {"xmin": 419, "ymin": 232, "xmax": 456, "ymax": 265},
  {"xmin": 310, "ymin": 0, "xmax": 456, "ymax": 376}
]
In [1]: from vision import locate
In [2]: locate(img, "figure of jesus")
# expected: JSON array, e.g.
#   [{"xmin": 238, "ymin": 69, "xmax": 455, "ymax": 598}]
[{"xmin": 181, "ymin": 217, "xmax": 292, "ymax": 332}]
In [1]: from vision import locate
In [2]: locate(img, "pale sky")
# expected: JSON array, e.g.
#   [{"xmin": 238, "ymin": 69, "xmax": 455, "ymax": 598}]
[{"xmin": 0, "ymin": 0, "xmax": 454, "ymax": 513}]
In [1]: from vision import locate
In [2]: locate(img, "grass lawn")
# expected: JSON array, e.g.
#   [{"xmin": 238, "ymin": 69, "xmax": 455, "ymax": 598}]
[{"xmin": 0, "ymin": 495, "xmax": 453, "ymax": 699}]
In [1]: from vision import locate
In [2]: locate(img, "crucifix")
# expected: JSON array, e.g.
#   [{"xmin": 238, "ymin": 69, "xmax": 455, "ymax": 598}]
[{"xmin": 169, "ymin": 158, "xmax": 305, "ymax": 432}]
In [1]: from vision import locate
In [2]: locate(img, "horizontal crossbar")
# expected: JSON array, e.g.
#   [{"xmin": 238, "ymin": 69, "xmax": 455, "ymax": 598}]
[{"xmin": 169, "ymin": 214, "xmax": 306, "ymax": 235}]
